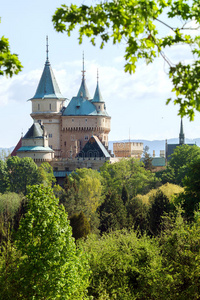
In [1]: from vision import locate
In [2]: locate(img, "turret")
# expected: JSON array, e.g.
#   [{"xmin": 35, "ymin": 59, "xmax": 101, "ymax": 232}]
[
  {"xmin": 77, "ymin": 52, "xmax": 91, "ymax": 100},
  {"xmin": 91, "ymin": 70, "xmax": 109, "ymax": 115},
  {"xmin": 30, "ymin": 36, "xmax": 66, "ymax": 118}
]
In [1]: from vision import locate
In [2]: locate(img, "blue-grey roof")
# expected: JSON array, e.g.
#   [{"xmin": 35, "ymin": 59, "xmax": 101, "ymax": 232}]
[
  {"xmin": 62, "ymin": 96, "xmax": 97, "ymax": 116},
  {"xmin": 77, "ymin": 78, "xmax": 91, "ymax": 100},
  {"xmin": 77, "ymin": 135, "xmax": 110, "ymax": 158},
  {"xmin": 23, "ymin": 123, "xmax": 44, "ymax": 139},
  {"xmin": 30, "ymin": 59, "xmax": 65, "ymax": 100},
  {"xmin": 91, "ymin": 81, "xmax": 104, "ymax": 103},
  {"xmin": 17, "ymin": 146, "xmax": 54, "ymax": 152},
  {"xmin": 63, "ymin": 96, "xmax": 110, "ymax": 117}
]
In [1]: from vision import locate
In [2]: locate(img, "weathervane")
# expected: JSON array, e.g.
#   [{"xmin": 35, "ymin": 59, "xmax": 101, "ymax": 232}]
[
  {"xmin": 81, "ymin": 51, "xmax": 86, "ymax": 79},
  {"xmin": 97, "ymin": 69, "xmax": 99, "ymax": 82},
  {"xmin": 46, "ymin": 35, "xmax": 49, "ymax": 61}
]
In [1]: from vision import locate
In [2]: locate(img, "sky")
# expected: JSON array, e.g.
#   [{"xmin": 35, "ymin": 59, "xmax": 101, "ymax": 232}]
[{"xmin": 1, "ymin": 0, "xmax": 200, "ymax": 150}]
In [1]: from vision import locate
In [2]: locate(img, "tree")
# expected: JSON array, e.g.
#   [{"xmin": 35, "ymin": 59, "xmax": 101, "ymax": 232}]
[
  {"xmin": 158, "ymin": 210, "xmax": 200, "ymax": 299},
  {"xmin": 70, "ymin": 211, "xmax": 91, "ymax": 240},
  {"xmin": 0, "ymin": 192, "xmax": 23, "ymax": 245},
  {"xmin": 7, "ymin": 156, "xmax": 40, "ymax": 194},
  {"xmin": 0, "ymin": 160, "xmax": 9, "ymax": 193},
  {"xmin": 38, "ymin": 162, "xmax": 56, "ymax": 186},
  {"xmin": 142, "ymin": 146, "xmax": 153, "ymax": 171},
  {"xmin": 0, "ymin": 157, "xmax": 56, "ymax": 195},
  {"xmin": 176, "ymin": 158, "xmax": 200, "ymax": 220},
  {"xmin": 148, "ymin": 190, "xmax": 172, "ymax": 235},
  {"xmin": 0, "ymin": 33, "xmax": 22, "ymax": 77},
  {"xmin": 100, "ymin": 158, "xmax": 160, "ymax": 199},
  {"xmin": 80, "ymin": 230, "xmax": 162, "ymax": 300},
  {"xmin": 0, "ymin": 185, "xmax": 90, "ymax": 300},
  {"xmin": 126, "ymin": 196, "xmax": 149, "ymax": 233},
  {"xmin": 160, "ymin": 144, "xmax": 200, "ymax": 186},
  {"xmin": 99, "ymin": 191, "xmax": 127, "ymax": 233},
  {"xmin": 52, "ymin": 0, "xmax": 200, "ymax": 119},
  {"xmin": 61, "ymin": 168, "xmax": 103, "ymax": 233}
]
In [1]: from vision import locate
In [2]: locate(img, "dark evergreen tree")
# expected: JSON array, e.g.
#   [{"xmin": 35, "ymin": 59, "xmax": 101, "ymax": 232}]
[
  {"xmin": 148, "ymin": 190, "xmax": 171, "ymax": 236},
  {"xmin": 143, "ymin": 146, "xmax": 153, "ymax": 171},
  {"xmin": 99, "ymin": 191, "xmax": 127, "ymax": 233},
  {"xmin": 70, "ymin": 212, "xmax": 91, "ymax": 240},
  {"xmin": 126, "ymin": 197, "xmax": 148, "ymax": 233},
  {"xmin": 121, "ymin": 185, "xmax": 129, "ymax": 205}
]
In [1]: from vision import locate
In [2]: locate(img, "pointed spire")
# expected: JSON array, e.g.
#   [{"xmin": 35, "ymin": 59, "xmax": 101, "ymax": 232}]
[
  {"xmin": 179, "ymin": 118, "xmax": 185, "ymax": 145},
  {"xmin": 77, "ymin": 52, "xmax": 91, "ymax": 100},
  {"xmin": 92, "ymin": 69, "xmax": 104, "ymax": 103},
  {"xmin": 30, "ymin": 37, "xmax": 65, "ymax": 100},
  {"xmin": 82, "ymin": 51, "xmax": 86, "ymax": 80},
  {"xmin": 46, "ymin": 35, "xmax": 49, "ymax": 62}
]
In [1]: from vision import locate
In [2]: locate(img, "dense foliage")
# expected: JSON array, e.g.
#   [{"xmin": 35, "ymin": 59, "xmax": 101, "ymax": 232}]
[
  {"xmin": 1, "ymin": 146, "xmax": 200, "ymax": 298},
  {"xmin": 0, "ymin": 185, "xmax": 90, "ymax": 300},
  {"xmin": 0, "ymin": 157, "xmax": 55, "ymax": 194}
]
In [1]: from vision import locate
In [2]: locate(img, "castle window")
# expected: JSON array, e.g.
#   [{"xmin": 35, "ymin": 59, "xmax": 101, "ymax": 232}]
[
  {"xmin": 38, "ymin": 104, "xmax": 40, "ymax": 111},
  {"xmin": 49, "ymin": 134, "xmax": 52, "ymax": 138},
  {"xmin": 64, "ymin": 141, "xmax": 66, "ymax": 146},
  {"xmin": 49, "ymin": 104, "xmax": 52, "ymax": 110},
  {"xmin": 49, "ymin": 145, "xmax": 52, "ymax": 149},
  {"xmin": 98, "ymin": 106, "xmax": 100, "ymax": 110},
  {"xmin": 85, "ymin": 118, "xmax": 87, "ymax": 123},
  {"xmin": 71, "ymin": 135, "xmax": 75, "ymax": 141},
  {"xmin": 84, "ymin": 135, "xmax": 89, "ymax": 141},
  {"xmin": 72, "ymin": 118, "xmax": 74, "ymax": 122}
]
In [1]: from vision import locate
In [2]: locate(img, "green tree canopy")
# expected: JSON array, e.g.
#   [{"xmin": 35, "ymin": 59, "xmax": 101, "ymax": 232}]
[
  {"xmin": 0, "ymin": 157, "xmax": 56, "ymax": 195},
  {"xmin": 160, "ymin": 144, "xmax": 200, "ymax": 186},
  {"xmin": 100, "ymin": 158, "xmax": 159, "ymax": 199},
  {"xmin": 80, "ymin": 230, "xmax": 162, "ymax": 299},
  {"xmin": 60, "ymin": 168, "xmax": 103, "ymax": 233},
  {"xmin": 53, "ymin": 0, "xmax": 200, "ymax": 119},
  {"xmin": 0, "ymin": 185, "xmax": 90, "ymax": 300},
  {"xmin": 0, "ymin": 35, "xmax": 22, "ymax": 77}
]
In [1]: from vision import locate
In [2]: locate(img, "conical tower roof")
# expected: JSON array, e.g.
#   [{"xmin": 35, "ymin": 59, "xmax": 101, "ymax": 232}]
[
  {"xmin": 77, "ymin": 77, "xmax": 91, "ymax": 100},
  {"xmin": 30, "ymin": 37, "xmax": 64, "ymax": 100},
  {"xmin": 23, "ymin": 123, "xmax": 43, "ymax": 139},
  {"xmin": 92, "ymin": 70, "xmax": 104, "ymax": 103},
  {"xmin": 77, "ymin": 52, "xmax": 91, "ymax": 100},
  {"xmin": 92, "ymin": 82, "xmax": 104, "ymax": 103}
]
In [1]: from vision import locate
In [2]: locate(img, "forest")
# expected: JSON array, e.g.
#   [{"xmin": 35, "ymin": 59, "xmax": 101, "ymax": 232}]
[{"xmin": 0, "ymin": 144, "xmax": 200, "ymax": 299}]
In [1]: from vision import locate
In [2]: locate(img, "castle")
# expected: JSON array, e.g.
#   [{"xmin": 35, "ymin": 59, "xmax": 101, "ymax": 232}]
[{"xmin": 15, "ymin": 39, "xmax": 111, "ymax": 177}]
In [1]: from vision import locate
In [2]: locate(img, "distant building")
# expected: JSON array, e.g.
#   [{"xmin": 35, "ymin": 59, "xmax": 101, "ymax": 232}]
[
  {"xmin": 165, "ymin": 119, "xmax": 195, "ymax": 161},
  {"xmin": 113, "ymin": 142, "xmax": 143, "ymax": 158}
]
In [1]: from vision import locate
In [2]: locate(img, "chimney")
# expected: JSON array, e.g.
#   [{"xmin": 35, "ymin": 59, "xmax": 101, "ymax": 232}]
[{"xmin": 153, "ymin": 150, "xmax": 155, "ymax": 157}]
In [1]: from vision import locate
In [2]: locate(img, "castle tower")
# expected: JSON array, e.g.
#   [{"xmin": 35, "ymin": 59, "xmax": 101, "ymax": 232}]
[
  {"xmin": 61, "ymin": 61, "xmax": 111, "ymax": 158},
  {"xmin": 17, "ymin": 123, "xmax": 54, "ymax": 162},
  {"xmin": 29, "ymin": 37, "xmax": 66, "ymax": 157},
  {"xmin": 91, "ymin": 70, "xmax": 110, "ymax": 147},
  {"xmin": 179, "ymin": 118, "xmax": 185, "ymax": 145}
]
